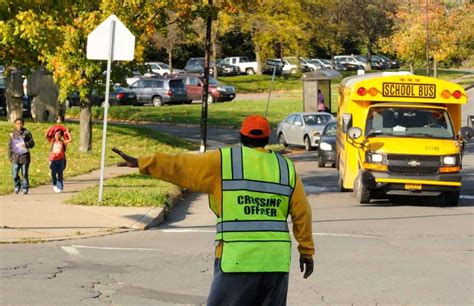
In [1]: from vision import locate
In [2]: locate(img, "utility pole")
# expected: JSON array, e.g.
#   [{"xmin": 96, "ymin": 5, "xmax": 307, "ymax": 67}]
[
  {"xmin": 425, "ymin": 0, "xmax": 430, "ymax": 77},
  {"xmin": 200, "ymin": 0, "xmax": 213, "ymax": 153}
]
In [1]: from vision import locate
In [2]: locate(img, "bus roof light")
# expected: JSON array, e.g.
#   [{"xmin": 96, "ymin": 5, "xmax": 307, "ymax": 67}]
[
  {"xmin": 452, "ymin": 90, "xmax": 462, "ymax": 99},
  {"xmin": 441, "ymin": 90, "xmax": 451, "ymax": 99},
  {"xmin": 357, "ymin": 87, "xmax": 367, "ymax": 96},
  {"xmin": 368, "ymin": 87, "xmax": 379, "ymax": 96}
]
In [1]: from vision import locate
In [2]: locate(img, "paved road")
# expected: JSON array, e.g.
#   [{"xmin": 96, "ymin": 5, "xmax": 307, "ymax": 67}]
[{"xmin": 1, "ymin": 127, "xmax": 473, "ymax": 305}]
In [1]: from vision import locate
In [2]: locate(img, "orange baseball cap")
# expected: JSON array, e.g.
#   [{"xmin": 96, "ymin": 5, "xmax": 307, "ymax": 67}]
[{"xmin": 240, "ymin": 115, "xmax": 271, "ymax": 139}]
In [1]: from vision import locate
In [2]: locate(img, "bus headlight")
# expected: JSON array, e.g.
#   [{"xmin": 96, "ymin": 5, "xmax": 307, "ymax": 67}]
[
  {"xmin": 366, "ymin": 152, "xmax": 384, "ymax": 163},
  {"xmin": 441, "ymin": 155, "xmax": 457, "ymax": 166},
  {"xmin": 364, "ymin": 152, "xmax": 387, "ymax": 171},
  {"xmin": 319, "ymin": 142, "xmax": 332, "ymax": 151}
]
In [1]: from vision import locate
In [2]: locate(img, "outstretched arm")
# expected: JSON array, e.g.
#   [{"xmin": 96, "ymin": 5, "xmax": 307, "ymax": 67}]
[{"xmin": 112, "ymin": 147, "xmax": 138, "ymax": 168}]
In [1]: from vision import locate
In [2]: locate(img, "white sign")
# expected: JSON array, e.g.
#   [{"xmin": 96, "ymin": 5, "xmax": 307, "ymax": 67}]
[
  {"xmin": 266, "ymin": 59, "xmax": 284, "ymax": 68},
  {"xmin": 86, "ymin": 15, "xmax": 135, "ymax": 202},
  {"xmin": 87, "ymin": 14, "xmax": 135, "ymax": 61}
]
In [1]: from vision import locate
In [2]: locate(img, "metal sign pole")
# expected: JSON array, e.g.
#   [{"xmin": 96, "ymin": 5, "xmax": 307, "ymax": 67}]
[
  {"xmin": 200, "ymin": 0, "xmax": 213, "ymax": 153},
  {"xmin": 265, "ymin": 66, "xmax": 277, "ymax": 117},
  {"xmin": 98, "ymin": 20, "xmax": 115, "ymax": 202}
]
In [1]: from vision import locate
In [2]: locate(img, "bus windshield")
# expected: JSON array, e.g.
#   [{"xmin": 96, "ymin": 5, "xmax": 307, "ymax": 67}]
[{"xmin": 365, "ymin": 107, "xmax": 455, "ymax": 139}]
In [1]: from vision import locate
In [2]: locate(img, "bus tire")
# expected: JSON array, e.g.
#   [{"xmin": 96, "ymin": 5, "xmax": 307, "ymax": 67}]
[
  {"xmin": 338, "ymin": 176, "xmax": 348, "ymax": 192},
  {"xmin": 354, "ymin": 175, "xmax": 371, "ymax": 204},
  {"xmin": 443, "ymin": 191, "xmax": 460, "ymax": 206}
]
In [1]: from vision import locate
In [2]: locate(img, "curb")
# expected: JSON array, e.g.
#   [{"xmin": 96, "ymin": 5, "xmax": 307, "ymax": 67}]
[{"xmin": 0, "ymin": 206, "xmax": 166, "ymax": 244}]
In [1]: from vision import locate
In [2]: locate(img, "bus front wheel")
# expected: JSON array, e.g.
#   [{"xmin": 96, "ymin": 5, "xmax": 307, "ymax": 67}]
[
  {"xmin": 443, "ymin": 191, "xmax": 460, "ymax": 206},
  {"xmin": 354, "ymin": 175, "xmax": 371, "ymax": 204}
]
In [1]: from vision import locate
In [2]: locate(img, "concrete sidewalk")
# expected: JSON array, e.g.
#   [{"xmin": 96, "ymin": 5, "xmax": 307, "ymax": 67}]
[{"xmin": 0, "ymin": 166, "xmax": 167, "ymax": 243}]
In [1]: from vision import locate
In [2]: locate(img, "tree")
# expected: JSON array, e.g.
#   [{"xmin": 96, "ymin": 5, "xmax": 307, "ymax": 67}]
[
  {"xmin": 347, "ymin": 0, "xmax": 397, "ymax": 68},
  {"xmin": 302, "ymin": 0, "xmax": 353, "ymax": 60},
  {"xmin": 383, "ymin": 0, "xmax": 473, "ymax": 75},
  {"xmin": 151, "ymin": 11, "xmax": 189, "ymax": 73},
  {"xmin": 221, "ymin": 0, "xmax": 311, "ymax": 74}
]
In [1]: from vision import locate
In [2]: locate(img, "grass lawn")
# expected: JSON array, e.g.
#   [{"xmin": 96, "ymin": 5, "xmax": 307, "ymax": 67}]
[
  {"xmin": 218, "ymin": 74, "xmax": 303, "ymax": 93},
  {"xmin": 68, "ymin": 174, "xmax": 181, "ymax": 207},
  {"xmin": 412, "ymin": 68, "xmax": 472, "ymax": 81},
  {"xmin": 66, "ymin": 98, "xmax": 306, "ymax": 128},
  {"xmin": 0, "ymin": 120, "xmax": 195, "ymax": 197},
  {"xmin": 218, "ymin": 69, "xmax": 470, "ymax": 94},
  {"xmin": 217, "ymin": 71, "xmax": 356, "ymax": 93}
]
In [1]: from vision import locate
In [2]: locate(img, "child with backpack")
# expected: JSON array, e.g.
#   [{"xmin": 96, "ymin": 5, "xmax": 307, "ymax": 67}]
[{"xmin": 45, "ymin": 125, "xmax": 72, "ymax": 193}]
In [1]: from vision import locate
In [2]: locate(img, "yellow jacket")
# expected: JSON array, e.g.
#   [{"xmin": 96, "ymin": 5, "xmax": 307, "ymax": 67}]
[{"xmin": 139, "ymin": 147, "xmax": 315, "ymax": 258}]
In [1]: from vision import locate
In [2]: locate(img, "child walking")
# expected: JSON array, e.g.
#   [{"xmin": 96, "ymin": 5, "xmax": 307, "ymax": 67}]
[
  {"xmin": 46, "ymin": 125, "xmax": 72, "ymax": 193},
  {"xmin": 8, "ymin": 118, "xmax": 35, "ymax": 195}
]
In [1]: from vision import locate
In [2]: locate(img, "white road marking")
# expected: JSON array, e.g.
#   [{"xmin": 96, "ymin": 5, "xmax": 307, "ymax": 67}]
[
  {"xmin": 160, "ymin": 228, "xmax": 379, "ymax": 239},
  {"xmin": 460, "ymin": 195, "xmax": 474, "ymax": 199},
  {"xmin": 313, "ymin": 232, "xmax": 380, "ymax": 238},
  {"xmin": 71, "ymin": 245, "xmax": 170, "ymax": 252},
  {"xmin": 61, "ymin": 246, "xmax": 80, "ymax": 255},
  {"xmin": 161, "ymin": 229, "xmax": 214, "ymax": 233}
]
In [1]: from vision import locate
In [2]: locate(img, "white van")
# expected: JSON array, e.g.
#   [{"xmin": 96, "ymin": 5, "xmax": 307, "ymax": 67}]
[{"xmin": 334, "ymin": 55, "xmax": 369, "ymax": 70}]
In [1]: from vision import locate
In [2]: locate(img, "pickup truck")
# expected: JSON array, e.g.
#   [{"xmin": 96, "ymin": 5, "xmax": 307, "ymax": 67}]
[{"xmin": 221, "ymin": 57, "xmax": 258, "ymax": 75}]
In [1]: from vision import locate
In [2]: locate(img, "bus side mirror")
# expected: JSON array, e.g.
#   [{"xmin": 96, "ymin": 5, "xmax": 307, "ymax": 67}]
[
  {"xmin": 347, "ymin": 127, "xmax": 362, "ymax": 139},
  {"xmin": 342, "ymin": 113, "xmax": 352, "ymax": 132},
  {"xmin": 460, "ymin": 126, "xmax": 473, "ymax": 140}
]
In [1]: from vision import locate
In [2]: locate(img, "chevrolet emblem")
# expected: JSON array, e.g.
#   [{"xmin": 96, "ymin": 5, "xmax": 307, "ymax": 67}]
[{"xmin": 407, "ymin": 160, "xmax": 421, "ymax": 167}]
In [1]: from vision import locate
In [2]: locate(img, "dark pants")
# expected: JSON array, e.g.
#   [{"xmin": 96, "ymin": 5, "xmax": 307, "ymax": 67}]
[
  {"xmin": 12, "ymin": 163, "xmax": 29, "ymax": 191},
  {"xmin": 207, "ymin": 259, "xmax": 289, "ymax": 306},
  {"xmin": 50, "ymin": 159, "xmax": 65, "ymax": 189}
]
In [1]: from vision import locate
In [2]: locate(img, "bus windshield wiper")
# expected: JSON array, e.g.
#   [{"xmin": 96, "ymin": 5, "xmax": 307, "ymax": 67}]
[
  {"xmin": 366, "ymin": 131, "xmax": 384, "ymax": 137},
  {"xmin": 404, "ymin": 133, "xmax": 434, "ymax": 138}
]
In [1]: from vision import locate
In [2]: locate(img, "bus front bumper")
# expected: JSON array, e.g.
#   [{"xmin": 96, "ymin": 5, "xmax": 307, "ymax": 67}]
[{"xmin": 361, "ymin": 170, "xmax": 461, "ymax": 196}]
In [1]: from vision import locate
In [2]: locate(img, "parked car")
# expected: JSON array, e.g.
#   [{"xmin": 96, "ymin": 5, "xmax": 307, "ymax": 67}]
[
  {"xmin": 216, "ymin": 59, "xmax": 240, "ymax": 76},
  {"xmin": 146, "ymin": 62, "xmax": 171, "ymax": 76},
  {"xmin": 282, "ymin": 57, "xmax": 300, "ymax": 74},
  {"xmin": 276, "ymin": 112, "xmax": 335, "ymax": 151},
  {"xmin": 358, "ymin": 55, "xmax": 390, "ymax": 70},
  {"xmin": 221, "ymin": 56, "xmax": 257, "ymax": 75},
  {"xmin": 128, "ymin": 77, "xmax": 188, "ymax": 107},
  {"xmin": 376, "ymin": 54, "xmax": 400, "ymax": 69},
  {"xmin": 126, "ymin": 70, "xmax": 160, "ymax": 86},
  {"xmin": 334, "ymin": 58, "xmax": 364, "ymax": 71},
  {"xmin": 334, "ymin": 55, "xmax": 369, "ymax": 70},
  {"xmin": 22, "ymin": 95, "xmax": 31, "ymax": 117},
  {"xmin": 299, "ymin": 58, "xmax": 325, "ymax": 72},
  {"xmin": 184, "ymin": 57, "xmax": 238, "ymax": 76},
  {"xmin": 317, "ymin": 121, "xmax": 337, "ymax": 167},
  {"xmin": 0, "ymin": 76, "xmax": 5, "ymax": 116},
  {"xmin": 0, "ymin": 76, "xmax": 31, "ymax": 116},
  {"xmin": 65, "ymin": 86, "xmax": 139, "ymax": 108},
  {"xmin": 172, "ymin": 74, "xmax": 236, "ymax": 104},
  {"xmin": 262, "ymin": 58, "xmax": 298, "ymax": 75},
  {"xmin": 310, "ymin": 58, "xmax": 333, "ymax": 70}
]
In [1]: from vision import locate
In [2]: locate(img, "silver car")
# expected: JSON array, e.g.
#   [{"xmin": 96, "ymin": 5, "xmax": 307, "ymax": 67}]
[{"xmin": 276, "ymin": 112, "xmax": 335, "ymax": 150}]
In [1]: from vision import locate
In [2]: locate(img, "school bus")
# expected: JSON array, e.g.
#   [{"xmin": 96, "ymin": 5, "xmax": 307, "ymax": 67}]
[{"xmin": 336, "ymin": 72, "xmax": 472, "ymax": 205}]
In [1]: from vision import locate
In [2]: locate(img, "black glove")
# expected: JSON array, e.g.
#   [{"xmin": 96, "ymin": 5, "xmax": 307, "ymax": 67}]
[
  {"xmin": 299, "ymin": 255, "xmax": 314, "ymax": 279},
  {"xmin": 112, "ymin": 147, "xmax": 138, "ymax": 168}
]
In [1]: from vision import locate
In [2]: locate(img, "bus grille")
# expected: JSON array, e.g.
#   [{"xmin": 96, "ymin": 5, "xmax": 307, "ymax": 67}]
[{"xmin": 387, "ymin": 154, "xmax": 440, "ymax": 176}]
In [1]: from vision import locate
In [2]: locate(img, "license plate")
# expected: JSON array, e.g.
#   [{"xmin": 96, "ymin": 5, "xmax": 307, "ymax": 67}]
[
  {"xmin": 382, "ymin": 83, "xmax": 436, "ymax": 99},
  {"xmin": 405, "ymin": 184, "xmax": 422, "ymax": 190}
]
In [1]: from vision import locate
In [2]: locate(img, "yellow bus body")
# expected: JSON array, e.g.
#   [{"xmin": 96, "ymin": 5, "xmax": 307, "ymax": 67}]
[{"xmin": 336, "ymin": 73, "xmax": 467, "ymax": 204}]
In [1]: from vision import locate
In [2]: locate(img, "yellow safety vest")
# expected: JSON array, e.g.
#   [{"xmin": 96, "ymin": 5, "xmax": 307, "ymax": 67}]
[{"xmin": 214, "ymin": 146, "xmax": 296, "ymax": 273}]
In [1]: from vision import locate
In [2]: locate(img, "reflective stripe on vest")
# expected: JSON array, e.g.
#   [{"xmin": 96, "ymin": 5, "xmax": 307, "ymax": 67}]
[
  {"xmin": 218, "ymin": 146, "xmax": 296, "ymax": 273},
  {"xmin": 222, "ymin": 180, "xmax": 293, "ymax": 196},
  {"xmin": 216, "ymin": 220, "xmax": 289, "ymax": 233}
]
